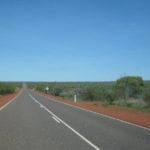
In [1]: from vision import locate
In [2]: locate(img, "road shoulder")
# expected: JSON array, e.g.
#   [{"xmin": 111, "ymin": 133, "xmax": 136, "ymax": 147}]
[
  {"xmin": 0, "ymin": 90, "xmax": 21, "ymax": 110},
  {"xmin": 33, "ymin": 91, "xmax": 150, "ymax": 129}
]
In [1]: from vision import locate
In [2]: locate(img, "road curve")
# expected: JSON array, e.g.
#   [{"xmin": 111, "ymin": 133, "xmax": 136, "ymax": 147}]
[{"xmin": 0, "ymin": 88, "xmax": 150, "ymax": 150}]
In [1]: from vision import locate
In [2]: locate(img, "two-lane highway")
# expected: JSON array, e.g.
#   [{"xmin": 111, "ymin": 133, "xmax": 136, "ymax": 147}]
[{"xmin": 0, "ymin": 88, "xmax": 150, "ymax": 150}]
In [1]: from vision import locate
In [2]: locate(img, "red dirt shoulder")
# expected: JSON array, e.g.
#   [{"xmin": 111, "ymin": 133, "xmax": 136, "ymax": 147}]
[{"xmin": 0, "ymin": 91, "xmax": 20, "ymax": 108}]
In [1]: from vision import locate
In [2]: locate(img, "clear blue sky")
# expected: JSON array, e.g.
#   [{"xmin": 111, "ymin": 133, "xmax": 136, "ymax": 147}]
[{"xmin": 0, "ymin": 0, "xmax": 150, "ymax": 81}]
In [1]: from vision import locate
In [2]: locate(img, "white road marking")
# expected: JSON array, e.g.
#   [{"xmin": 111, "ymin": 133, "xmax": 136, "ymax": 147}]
[
  {"xmin": 40, "ymin": 93, "xmax": 150, "ymax": 131},
  {"xmin": 29, "ymin": 94, "xmax": 100, "ymax": 150},
  {"xmin": 52, "ymin": 116, "xmax": 60, "ymax": 123},
  {"xmin": 40, "ymin": 104, "xmax": 44, "ymax": 108},
  {"xmin": 0, "ymin": 90, "xmax": 22, "ymax": 111}
]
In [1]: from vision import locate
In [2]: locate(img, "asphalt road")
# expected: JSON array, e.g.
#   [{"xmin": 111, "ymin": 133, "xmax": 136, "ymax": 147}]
[{"xmin": 0, "ymin": 88, "xmax": 150, "ymax": 150}]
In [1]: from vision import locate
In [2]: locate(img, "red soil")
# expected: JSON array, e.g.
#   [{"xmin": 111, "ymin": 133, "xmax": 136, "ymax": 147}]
[
  {"xmin": 0, "ymin": 91, "xmax": 20, "ymax": 108},
  {"xmin": 37, "ymin": 91, "xmax": 150, "ymax": 129}
]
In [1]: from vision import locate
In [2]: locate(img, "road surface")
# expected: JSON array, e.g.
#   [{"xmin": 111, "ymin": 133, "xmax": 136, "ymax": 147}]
[{"xmin": 0, "ymin": 88, "xmax": 150, "ymax": 150}]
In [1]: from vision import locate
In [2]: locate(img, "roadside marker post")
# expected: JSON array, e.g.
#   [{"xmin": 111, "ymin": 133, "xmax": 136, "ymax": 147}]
[{"xmin": 74, "ymin": 95, "xmax": 77, "ymax": 103}]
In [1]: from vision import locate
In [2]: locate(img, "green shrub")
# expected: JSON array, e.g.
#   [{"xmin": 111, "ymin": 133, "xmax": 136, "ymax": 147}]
[
  {"xmin": 51, "ymin": 87, "xmax": 63, "ymax": 96},
  {"xmin": 80, "ymin": 86, "xmax": 96, "ymax": 101},
  {"xmin": 115, "ymin": 76, "xmax": 144, "ymax": 100},
  {"xmin": 0, "ymin": 83, "xmax": 16, "ymax": 95},
  {"xmin": 143, "ymin": 85, "xmax": 150, "ymax": 106}
]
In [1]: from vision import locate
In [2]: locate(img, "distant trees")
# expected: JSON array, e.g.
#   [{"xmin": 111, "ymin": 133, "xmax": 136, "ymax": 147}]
[
  {"xmin": 80, "ymin": 86, "xmax": 115, "ymax": 103},
  {"xmin": 143, "ymin": 84, "xmax": 150, "ymax": 106},
  {"xmin": 51, "ymin": 87, "xmax": 62, "ymax": 96},
  {"xmin": 115, "ymin": 76, "xmax": 144, "ymax": 100},
  {"xmin": 27, "ymin": 76, "xmax": 150, "ymax": 108},
  {"xmin": 80, "ymin": 86, "xmax": 95, "ymax": 101},
  {"xmin": 81, "ymin": 76, "xmax": 145, "ymax": 103},
  {"xmin": 0, "ymin": 83, "xmax": 16, "ymax": 95}
]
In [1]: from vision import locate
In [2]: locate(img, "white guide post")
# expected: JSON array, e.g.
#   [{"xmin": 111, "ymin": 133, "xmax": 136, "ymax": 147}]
[{"xmin": 74, "ymin": 94, "xmax": 77, "ymax": 103}]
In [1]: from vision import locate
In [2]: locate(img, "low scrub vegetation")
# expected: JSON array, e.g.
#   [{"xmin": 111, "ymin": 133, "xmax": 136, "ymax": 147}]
[
  {"xmin": 0, "ymin": 82, "xmax": 21, "ymax": 95},
  {"xmin": 27, "ymin": 76, "xmax": 150, "ymax": 111}
]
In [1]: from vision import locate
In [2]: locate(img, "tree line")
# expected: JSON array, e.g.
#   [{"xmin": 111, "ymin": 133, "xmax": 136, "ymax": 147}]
[
  {"xmin": 28, "ymin": 76, "xmax": 150, "ymax": 109},
  {"xmin": 0, "ymin": 82, "xmax": 21, "ymax": 95}
]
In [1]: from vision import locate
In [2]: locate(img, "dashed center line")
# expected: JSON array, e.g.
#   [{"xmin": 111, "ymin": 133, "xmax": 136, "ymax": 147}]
[
  {"xmin": 29, "ymin": 94, "xmax": 100, "ymax": 150},
  {"xmin": 52, "ymin": 116, "xmax": 60, "ymax": 123}
]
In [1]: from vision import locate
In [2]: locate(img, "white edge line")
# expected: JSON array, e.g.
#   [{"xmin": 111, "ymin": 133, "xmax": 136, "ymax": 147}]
[
  {"xmin": 37, "ymin": 92, "xmax": 150, "ymax": 131},
  {"xmin": 29, "ymin": 94, "xmax": 100, "ymax": 150},
  {"xmin": 52, "ymin": 116, "xmax": 60, "ymax": 123},
  {"xmin": 0, "ymin": 89, "xmax": 22, "ymax": 111}
]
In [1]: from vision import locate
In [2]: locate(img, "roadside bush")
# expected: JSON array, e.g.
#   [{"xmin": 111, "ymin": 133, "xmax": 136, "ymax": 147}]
[
  {"xmin": 80, "ymin": 86, "xmax": 96, "ymax": 101},
  {"xmin": 51, "ymin": 87, "xmax": 63, "ymax": 96},
  {"xmin": 0, "ymin": 83, "xmax": 16, "ymax": 95},
  {"xmin": 80, "ymin": 86, "xmax": 115, "ymax": 103},
  {"xmin": 36, "ymin": 84, "xmax": 46, "ymax": 92},
  {"xmin": 143, "ymin": 85, "xmax": 150, "ymax": 106},
  {"xmin": 115, "ymin": 76, "xmax": 144, "ymax": 100},
  {"xmin": 104, "ymin": 89, "xmax": 115, "ymax": 104},
  {"xmin": 27, "ymin": 79, "xmax": 150, "ymax": 110}
]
